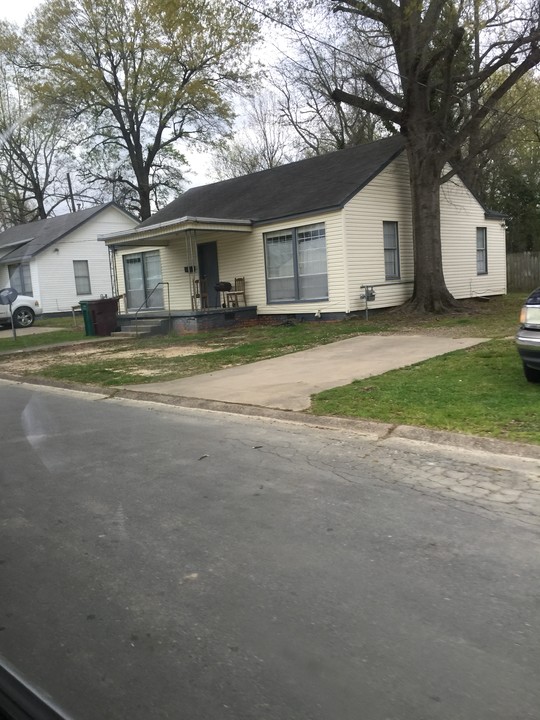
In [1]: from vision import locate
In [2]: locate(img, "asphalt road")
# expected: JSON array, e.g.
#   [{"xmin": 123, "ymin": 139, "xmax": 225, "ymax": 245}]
[{"xmin": 1, "ymin": 381, "xmax": 539, "ymax": 720}]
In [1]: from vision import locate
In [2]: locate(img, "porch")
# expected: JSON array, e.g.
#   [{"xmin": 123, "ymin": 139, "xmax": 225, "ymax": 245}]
[
  {"xmin": 116, "ymin": 305, "xmax": 258, "ymax": 337},
  {"xmin": 102, "ymin": 215, "xmax": 259, "ymax": 336}
]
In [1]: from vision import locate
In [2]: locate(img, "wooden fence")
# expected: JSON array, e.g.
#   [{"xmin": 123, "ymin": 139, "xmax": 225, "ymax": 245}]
[{"xmin": 506, "ymin": 252, "xmax": 540, "ymax": 292}]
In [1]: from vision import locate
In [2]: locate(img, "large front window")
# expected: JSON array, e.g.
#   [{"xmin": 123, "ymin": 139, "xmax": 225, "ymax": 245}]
[
  {"xmin": 8, "ymin": 263, "xmax": 33, "ymax": 295},
  {"xmin": 265, "ymin": 223, "xmax": 328, "ymax": 303}
]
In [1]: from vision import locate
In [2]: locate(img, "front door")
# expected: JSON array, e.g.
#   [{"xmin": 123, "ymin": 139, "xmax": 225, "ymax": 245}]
[
  {"xmin": 197, "ymin": 242, "xmax": 219, "ymax": 308},
  {"xmin": 124, "ymin": 250, "xmax": 164, "ymax": 311}
]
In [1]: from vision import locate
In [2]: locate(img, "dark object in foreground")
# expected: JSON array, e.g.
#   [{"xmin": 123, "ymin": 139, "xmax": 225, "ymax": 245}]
[
  {"xmin": 516, "ymin": 287, "xmax": 540, "ymax": 382},
  {"xmin": 0, "ymin": 657, "xmax": 72, "ymax": 720}
]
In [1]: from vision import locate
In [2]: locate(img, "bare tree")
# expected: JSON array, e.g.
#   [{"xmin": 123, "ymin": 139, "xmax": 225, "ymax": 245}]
[
  {"xmin": 212, "ymin": 92, "xmax": 295, "ymax": 179},
  {"xmin": 0, "ymin": 21, "xmax": 73, "ymax": 226},
  {"xmin": 326, "ymin": 0, "xmax": 540, "ymax": 311},
  {"xmin": 273, "ymin": 22, "xmax": 391, "ymax": 154}
]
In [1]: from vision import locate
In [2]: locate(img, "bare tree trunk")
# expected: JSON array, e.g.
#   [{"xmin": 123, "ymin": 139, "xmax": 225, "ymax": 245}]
[
  {"xmin": 405, "ymin": 135, "xmax": 460, "ymax": 312},
  {"xmin": 137, "ymin": 173, "xmax": 152, "ymax": 221}
]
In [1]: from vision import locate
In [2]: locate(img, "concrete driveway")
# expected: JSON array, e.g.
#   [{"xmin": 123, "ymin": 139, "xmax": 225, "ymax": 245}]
[{"xmin": 128, "ymin": 334, "xmax": 487, "ymax": 411}]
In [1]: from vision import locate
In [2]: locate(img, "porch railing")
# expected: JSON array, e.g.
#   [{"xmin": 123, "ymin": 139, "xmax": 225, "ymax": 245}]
[{"xmin": 134, "ymin": 281, "xmax": 171, "ymax": 337}]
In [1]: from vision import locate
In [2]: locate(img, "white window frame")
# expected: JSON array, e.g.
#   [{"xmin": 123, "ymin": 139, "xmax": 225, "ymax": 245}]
[
  {"xmin": 383, "ymin": 221, "xmax": 400, "ymax": 280},
  {"xmin": 476, "ymin": 227, "xmax": 488, "ymax": 275},
  {"xmin": 73, "ymin": 260, "xmax": 92, "ymax": 295}
]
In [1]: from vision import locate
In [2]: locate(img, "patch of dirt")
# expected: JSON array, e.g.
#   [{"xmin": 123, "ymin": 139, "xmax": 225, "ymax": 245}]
[{"xmin": 0, "ymin": 343, "xmax": 215, "ymax": 374}]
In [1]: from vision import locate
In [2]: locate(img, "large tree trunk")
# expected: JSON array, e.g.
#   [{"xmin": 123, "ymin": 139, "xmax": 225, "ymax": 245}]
[
  {"xmin": 138, "ymin": 180, "xmax": 152, "ymax": 221},
  {"xmin": 405, "ymin": 136, "xmax": 460, "ymax": 313}
]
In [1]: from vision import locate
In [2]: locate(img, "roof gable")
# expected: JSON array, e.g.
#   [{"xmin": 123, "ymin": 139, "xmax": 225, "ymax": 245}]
[
  {"xmin": 0, "ymin": 203, "xmax": 136, "ymax": 263},
  {"xmin": 140, "ymin": 135, "xmax": 406, "ymax": 229}
]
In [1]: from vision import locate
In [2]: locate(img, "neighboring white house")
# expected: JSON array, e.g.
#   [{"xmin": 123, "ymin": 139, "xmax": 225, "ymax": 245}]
[
  {"xmin": 0, "ymin": 203, "xmax": 138, "ymax": 314},
  {"xmin": 100, "ymin": 136, "xmax": 507, "ymax": 321}
]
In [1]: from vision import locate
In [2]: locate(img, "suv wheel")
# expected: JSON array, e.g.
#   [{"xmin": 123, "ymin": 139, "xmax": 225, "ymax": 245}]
[
  {"xmin": 12, "ymin": 306, "xmax": 35, "ymax": 328},
  {"xmin": 523, "ymin": 362, "xmax": 540, "ymax": 383}
]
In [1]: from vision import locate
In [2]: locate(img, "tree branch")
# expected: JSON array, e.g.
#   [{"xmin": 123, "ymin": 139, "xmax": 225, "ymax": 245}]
[{"xmin": 331, "ymin": 87, "xmax": 402, "ymax": 124}]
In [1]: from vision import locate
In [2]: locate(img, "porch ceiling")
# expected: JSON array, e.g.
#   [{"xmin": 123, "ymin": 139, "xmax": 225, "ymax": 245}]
[{"xmin": 100, "ymin": 215, "xmax": 252, "ymax": 248}]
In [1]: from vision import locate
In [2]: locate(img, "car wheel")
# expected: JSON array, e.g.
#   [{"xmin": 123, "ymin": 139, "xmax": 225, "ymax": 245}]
[
  {"xmin": 12, "ymin": 306, "xmax": 35, "ymax": 328},
  {"xmin": 523, "ymin": 362, "xmax": 540, "ymax": 383}
]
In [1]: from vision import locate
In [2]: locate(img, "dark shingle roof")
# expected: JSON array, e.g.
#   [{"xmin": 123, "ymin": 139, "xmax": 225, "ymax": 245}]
[
  {"xmin": 0, "ymin": 203, "xmax": 129, "ymax": 263},
  {"xmin": 140, "ymin": 135, "xmax": 405, "ymax": 228}
]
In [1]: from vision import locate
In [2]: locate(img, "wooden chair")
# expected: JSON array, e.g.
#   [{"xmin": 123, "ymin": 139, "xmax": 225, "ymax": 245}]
[
  {"xmin": 226, "ymin": 277, "xmax": 247, "ymax": 307},
  {"xmin": 192, "ymin": 278, "xmax": 208, "ymax": 309}
]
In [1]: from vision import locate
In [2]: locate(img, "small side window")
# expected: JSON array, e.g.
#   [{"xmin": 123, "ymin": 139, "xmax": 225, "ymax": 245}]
[
  {"xmin": 8, "ymin": 263, "xmax": 33, "ymax": 295},
  {"xmin": 74, "ymin": 260, "xmax": 92, "ymax": 295},
  {"xmin": 383, "ymin": 221, "xmax": 400, "ymax": 280},
  {"xmin": 476, "ymin": 228, "xmax": 487, "ymax": 275}
]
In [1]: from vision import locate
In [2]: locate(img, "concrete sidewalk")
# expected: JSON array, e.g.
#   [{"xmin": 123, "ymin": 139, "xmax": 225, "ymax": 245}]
[{"xmin": 127, "ymin": 334, "xmax": 487, "ymax": 411}]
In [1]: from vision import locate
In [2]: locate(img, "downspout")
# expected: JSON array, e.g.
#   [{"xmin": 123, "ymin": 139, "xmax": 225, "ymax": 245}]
[
  {"xmin": 108, "ymin": 245, "xmax": 119, "ymax": 303},
  {"xmin": 341, "ymin": 208, "xmax": 351, "ymax": 314}
]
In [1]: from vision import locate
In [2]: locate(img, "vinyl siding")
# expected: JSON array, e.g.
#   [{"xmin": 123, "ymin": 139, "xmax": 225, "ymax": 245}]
[
  {"xmin": 343, "ymin": 153, "xmax": 414, "ymax": 311},
  {"xmin": 440, "ymin": 177, "xmax": 507, "ymax": 298},
  {"xmin": 343, "ymin": 155, "xmax": 506, "ymax": 311},
  {"xmin": 114, "ymin": 212, "xmax": 346, "ymax": 314},
  {"xmin": 216, "ymin": 212, "xmax": 345, "ymax": 315},
  {"xmin": 36, "ymin": 206, "xmax": 137, "ymax": 313}
]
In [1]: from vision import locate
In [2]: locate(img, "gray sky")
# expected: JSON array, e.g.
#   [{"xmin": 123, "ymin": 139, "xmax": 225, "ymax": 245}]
[{"xmin": 1, "ymin": 0, "xmax": 40, "ymax": 26}]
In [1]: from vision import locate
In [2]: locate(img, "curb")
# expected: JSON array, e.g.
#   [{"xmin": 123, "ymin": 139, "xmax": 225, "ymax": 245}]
[{"xmin": 2, "ymin": 372, "xmax": 540, "ymax": 463}]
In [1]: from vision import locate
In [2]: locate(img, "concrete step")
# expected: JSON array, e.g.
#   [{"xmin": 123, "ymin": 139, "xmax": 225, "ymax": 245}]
[
  {"xmin": 113, "ymin": 330, "xmax": 153, "ymax": 338},
  {"xmin": 127, "ymin": 319, "xmax": 164, "ymax": 326}
]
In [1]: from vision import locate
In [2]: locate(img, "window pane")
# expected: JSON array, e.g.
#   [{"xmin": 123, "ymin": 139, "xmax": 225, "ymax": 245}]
[
  {"xmin": 297, "ymin": 223, "xmax": 328, "ymax": 300},
  {"xmin": 265, "ymin": 232, "xmax": 295, "ymax": 301},
  {"xmin": 299, "ymin": 273, "xmax": 328, "ymax": 300},
  {"xmin": 476, "ymin": 228, "xmax": 487, "ymax": 274},
  {"xmin": 383, "ymin": 222, "xmax": 399, "ymax": 279},
  {"xmin": 8, "ymin": 263, "xmax": 33, "ymax": 295},
  {"xmin": 73, "ymin": 260, "xmax": 91, "ymax": 295},
  {"xmin": 267, "ymin": 276, "xmax": 296, "ymax": 302},
  {"xmin": 143, "ymin": 250, "xmax": 163, "ymax": 307},
  {"xmin": 265, "ymin": 233, "xmax": 294, "ymax": 278},
  {"xmin": 297, "ymin": 224, "xmax": 327, "ymax": 275}
]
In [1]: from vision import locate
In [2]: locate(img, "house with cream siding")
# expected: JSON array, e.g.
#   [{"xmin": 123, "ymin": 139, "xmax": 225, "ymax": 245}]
[
  {"xmin": 101, "ymin": 136, "xmax": 506, "ymax": 331},
  {"xmin": 0, "ymin": 203, "xmax": 138, "ymax": 316}
]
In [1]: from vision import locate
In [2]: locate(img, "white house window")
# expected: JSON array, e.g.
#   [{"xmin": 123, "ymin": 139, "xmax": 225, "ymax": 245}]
[
  {"xmin": 265, "ymin": 223, "xmax": 328, "ymax": 303},
  {"xmin": 383, "ymin": 221, "xmax": 400, "ymax": 280},
  {"xmin": 476, "ymin": 227, "xmax": 488, "ymax": 275},
  {"xmin": 8, "ymin": 263, "xmax": 33, "ymax": 295},
  {"xmin": 73, "ymin": 260, "xmax": 92, "ymax": 295},
  {"xmin": 123, "ymin": 250, "xmax": 164, "ymax": 310}
]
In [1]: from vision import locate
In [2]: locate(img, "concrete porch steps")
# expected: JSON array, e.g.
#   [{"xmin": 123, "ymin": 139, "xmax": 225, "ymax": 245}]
[{"xmin": 114, "ymin": 317, "xmax": 170, "ymax": 338}]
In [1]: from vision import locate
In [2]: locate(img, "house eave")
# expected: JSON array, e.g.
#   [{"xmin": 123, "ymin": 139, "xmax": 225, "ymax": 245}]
[{"xmin": 100, "ymin": 216, "xmax": 253, "ymax": 247}]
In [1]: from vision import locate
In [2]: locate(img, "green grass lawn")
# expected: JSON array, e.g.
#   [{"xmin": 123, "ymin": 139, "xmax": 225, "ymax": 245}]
[
  {"xmin": 1, "ymin": 294, "xmax": 536, "ymax": 444},
  {"xmin": 0, "ymin": 315, "xmax": 86, "ymax": 352},
  {"xmin": 311, "ymin": 339, "xmax": 540, "ymax": 444}
]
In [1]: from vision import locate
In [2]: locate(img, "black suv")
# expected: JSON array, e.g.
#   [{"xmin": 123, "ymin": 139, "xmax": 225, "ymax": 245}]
[{"xmin": 516, "ymin": 287, "xmax": 540, "ymax": 382}]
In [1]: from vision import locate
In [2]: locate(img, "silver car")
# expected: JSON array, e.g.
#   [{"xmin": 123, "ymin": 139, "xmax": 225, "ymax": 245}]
[{"xmin": 516, "ymin": 287, "xmax": 540, "ymax": 382}]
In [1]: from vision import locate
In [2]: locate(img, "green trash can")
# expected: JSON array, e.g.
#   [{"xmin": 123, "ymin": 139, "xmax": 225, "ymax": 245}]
[{"xmin": 79, "ymin": 300, "xmax": 95, "ymax": 336}]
